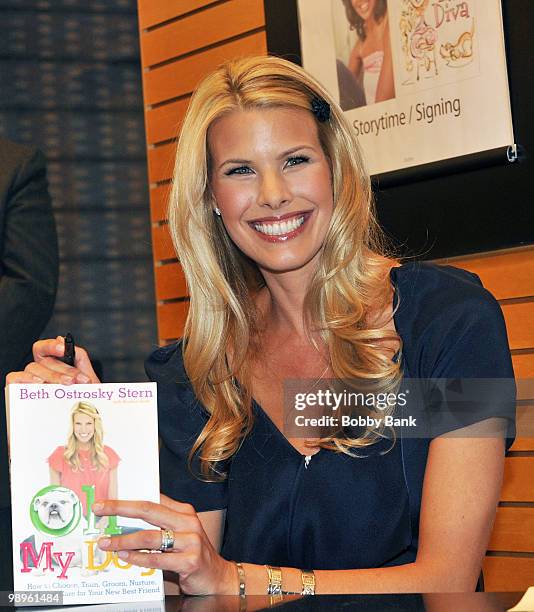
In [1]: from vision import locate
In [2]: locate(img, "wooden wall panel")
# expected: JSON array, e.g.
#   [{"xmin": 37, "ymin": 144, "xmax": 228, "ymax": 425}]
[
  {"xmin": 147, "ymin": 142, "xmax": 177, "ymax": 184},
  {"xmin": 513, "ymin": 354, "xmax": 534, "ymax": 380},
  {"xmin": 501, "ymin": 302, "xmax": 534, "ymax": 351},
  {"xmin": 149, "ymin": 184, "xmax": 171, "ymax": 223},
  {"xmin": 483, "ymin": 558, "xmax": 534, "ymax": 592},
  {"xmin": 488, "ymin": 507, "xmax": 534, "ymax": 552},
  {"xmin": 151, "ymin": 224, "xmax": 175, "ymax": 261},
  {"xmin": 450, "ymin": 247, "xmax": 534, "ymax": 301},
  {"xmin": 145, "ymin": 98, "xmax": 189, "ymax": 145},
  {"xmin": 138, "ymin": 0, "xmax": 219, "ymax": 30},
  {"xmin": 512, "ymin": 405, "xmax": 534, "ymax": 451},
  {"xmin": 158, "ymin": 301, "xmax": 189, "ymax": 340},
  {"xmin": 143, "ymin": 33, "xmax": 267, "ymax": 106},
  {"xmin": 155, "ymin": 263, "xmax": 188, "ymax": 301},
  {"xmin": 500, "ymin": 458, "xmax": 534, "ymax": 502},
  {"xmin": 142, "ymin": 0, "xmax": 264, "ymax": 67}
]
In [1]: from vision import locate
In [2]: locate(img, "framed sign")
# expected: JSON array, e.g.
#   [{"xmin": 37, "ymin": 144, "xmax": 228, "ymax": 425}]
[{"xmin": 297, "ymin": 0, "xmax": 516, "ymax": 177}]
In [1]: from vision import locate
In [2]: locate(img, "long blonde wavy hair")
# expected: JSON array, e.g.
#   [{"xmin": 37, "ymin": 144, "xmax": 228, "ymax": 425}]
[
  {"xmin": 168, "ymin": 55, "xmax": 402, "ymax": 479},
  {"xmin": 64, "ymin": 401, "xmax": 109, "ymax": 472}
]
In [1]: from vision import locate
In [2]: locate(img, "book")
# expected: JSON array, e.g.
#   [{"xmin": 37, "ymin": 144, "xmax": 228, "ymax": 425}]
[
  {"xmin": 508, "ymin": 587, "xmax": 534, "ymax": 612},
  {"xmin": 6, "ymin": 383, "xmax": 164, "ymax": 606}
]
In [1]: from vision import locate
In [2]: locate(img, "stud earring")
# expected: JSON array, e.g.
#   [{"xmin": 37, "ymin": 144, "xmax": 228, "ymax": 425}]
[{"xmin": 214, "ymin": 207, "xmax": 221, "ymax": 216}]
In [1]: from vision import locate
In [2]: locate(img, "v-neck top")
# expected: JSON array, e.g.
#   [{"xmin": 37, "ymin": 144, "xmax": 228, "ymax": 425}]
[{"xmin": 146, "ymin": 262, "xmax": 515, "ymax": 570}]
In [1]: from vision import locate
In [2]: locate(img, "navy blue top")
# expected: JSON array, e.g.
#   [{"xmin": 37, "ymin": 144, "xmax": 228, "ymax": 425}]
[{"xmin": 146, "ymin": 262, "xmax": 515, "ymax": 570}]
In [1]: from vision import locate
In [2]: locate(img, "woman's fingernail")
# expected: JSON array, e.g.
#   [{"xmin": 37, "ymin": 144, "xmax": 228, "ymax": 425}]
[
  {"xmin": 92, "ymin": 502, "xmax": 103, "ymax": 511},
  {"xmin": 61, "ymin": 375, "xmax": 73, "ymax": 385},
  {"xmin": 77, "ymin": 374, "xmax": 90, "ymax": 383},
  {"xmin": 98, "ymin": 536, "xmax": 110, "ymax": 548},
  {"xmin": 32, "ymin": 376, "xmax": 44, "ymax": 383},
  {"xmin": 118, "ymin": 551, "xmax": 129, "ymax": 560}
]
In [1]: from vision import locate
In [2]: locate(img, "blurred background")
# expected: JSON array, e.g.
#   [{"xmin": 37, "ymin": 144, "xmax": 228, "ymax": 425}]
[{"xmin": 0, "ymin": 0, "xmax": 157, "ymax": 381}]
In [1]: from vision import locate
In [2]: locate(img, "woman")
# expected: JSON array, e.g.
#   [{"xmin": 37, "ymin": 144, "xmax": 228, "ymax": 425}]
[
  {"xmin": 8, "ymin": 56, "xmax": 514, "ymax": 596},
  {"xmin": 342, "ymin": 0, "xmax": 395, "ymax": 104},
  {"xmin": 48, "ymin": 401, "xmax": 119, "ymax": 516}
]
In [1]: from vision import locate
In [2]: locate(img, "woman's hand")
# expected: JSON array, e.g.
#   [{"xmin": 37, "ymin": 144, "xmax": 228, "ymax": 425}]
[
  {"xmin": 94, "ymin": 495, "xmax": 237, "ymax": 595},
  {"xmin": 5, "ymin": 337, "xmax": 100, "ymax": 385}
]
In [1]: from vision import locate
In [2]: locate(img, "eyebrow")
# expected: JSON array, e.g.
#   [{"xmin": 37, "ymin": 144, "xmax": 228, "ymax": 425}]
[{"xmin": 217, "ymin": 145, "xmax": 315, "ymax": 170}]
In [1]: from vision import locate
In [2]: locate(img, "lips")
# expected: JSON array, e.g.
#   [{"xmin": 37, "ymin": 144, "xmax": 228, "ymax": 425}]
[
  {"xmin": 248, "ymin": 211, "xmax": 312, "ymax": 242},
  {"xmin": 354, "ymin": 1, "xmax": 371, "ymax": 16}
]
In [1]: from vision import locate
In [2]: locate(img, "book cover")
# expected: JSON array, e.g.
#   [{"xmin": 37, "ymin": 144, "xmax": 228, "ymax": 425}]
[{"xmin": 6, "ymin": 383, "xmax": 164, "ymax": 606}]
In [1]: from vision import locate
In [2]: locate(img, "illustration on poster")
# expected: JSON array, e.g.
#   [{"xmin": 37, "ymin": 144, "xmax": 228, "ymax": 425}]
[{"xmin": 400, "ymin": 0, "xmax": 474, "ymax": 82}]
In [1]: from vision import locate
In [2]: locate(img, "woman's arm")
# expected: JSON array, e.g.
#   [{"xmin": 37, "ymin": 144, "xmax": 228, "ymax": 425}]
[
  {"xmin": 49, "ymin": 466, "xmax": 61, "ymax": 485},
  {"xmin": 348, "ymin": 41, "xmax": 363, "ymax": 83},
  {"xmin": 376, "ymin": 16, "xmax": 395, "ymax": 102},
  {"xmin": 108, "ymin": 467, "xmax": 118, "ymax": 499},
  {"xmin": 198, "ymin": 509, "xmax": 226, "ymax": 553},
  {"xmin": 95, "ymin": 422, "xmax": 505, "ymax": 594}
]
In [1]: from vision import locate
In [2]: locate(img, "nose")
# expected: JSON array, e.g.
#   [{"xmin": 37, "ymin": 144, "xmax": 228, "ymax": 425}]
[{"xmin": 258, "ymin": 169, "xmax": 292, "ymax": 210}]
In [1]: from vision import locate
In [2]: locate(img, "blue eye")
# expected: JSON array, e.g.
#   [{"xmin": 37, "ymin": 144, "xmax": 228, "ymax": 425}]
[
  {"xmin": 286, "ymin": 155, "xmax": 310, "ymax": 167},
  {"xmin": 225, "ymin": 166, "xmax": 252, "ymax": 176}
]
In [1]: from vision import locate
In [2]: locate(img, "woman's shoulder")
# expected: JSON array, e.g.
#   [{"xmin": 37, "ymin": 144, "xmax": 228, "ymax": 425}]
[
  {"xmin": 103, "ymin": 445, "xmax": 120, "ymax": 465},
  {"xmin": 391, "ymin": 261, "xmax": 499, "ymax": 314},
  {"xmin": 391, "ymin": 261, "xmax": 512, "ymax": 376},
  {"xmin": 145, "ymin": 340, "xmax": 188, "ymax": 384},
  {"xmin": 145, "ymin": 340, "xmax": 210, "ymax": 422},
  {"xmin": 48, "ymin": 445, "xmax": 65, "ymax": 466}
]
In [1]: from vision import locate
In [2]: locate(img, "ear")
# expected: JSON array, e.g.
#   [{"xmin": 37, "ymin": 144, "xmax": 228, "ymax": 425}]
[{"xmin": 33, "ymin": 498, "xmax": 41, "ymax": 509}]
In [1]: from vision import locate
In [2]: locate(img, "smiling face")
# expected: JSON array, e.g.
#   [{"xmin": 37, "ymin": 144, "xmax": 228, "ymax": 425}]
[
  {"xmin": 351, "ymin": 0, "xmax": 376, "ymax": 21},
  {"xmin": 73, "ymin": 412, "xmax": 95, "ymax": 448},
  {"xmin": 208, "ymin": 107, "xmax": 334, "ymax": 280}
]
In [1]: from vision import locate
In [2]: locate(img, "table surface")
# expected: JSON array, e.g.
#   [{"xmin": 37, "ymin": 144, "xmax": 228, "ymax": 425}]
[{"xmin": 162, "ymin": 592, "xmax": 526, "ymax": 611}]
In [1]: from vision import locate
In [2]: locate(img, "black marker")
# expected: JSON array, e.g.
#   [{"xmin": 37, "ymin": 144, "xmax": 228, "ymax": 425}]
[{"xmin": 62, "ymin": 333, "xmax": 76, "ymax": 367}]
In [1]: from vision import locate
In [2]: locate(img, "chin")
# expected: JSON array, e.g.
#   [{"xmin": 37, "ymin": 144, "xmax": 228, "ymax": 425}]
[{"xmin": 258, "ymin": 255, "xmax": 321, "ymax": 276}]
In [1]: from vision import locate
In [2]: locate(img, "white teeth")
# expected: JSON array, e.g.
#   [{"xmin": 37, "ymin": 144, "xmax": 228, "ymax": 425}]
[{"xmin": 253, "ymin": 215, "xmax": 305, "ymax": 236}]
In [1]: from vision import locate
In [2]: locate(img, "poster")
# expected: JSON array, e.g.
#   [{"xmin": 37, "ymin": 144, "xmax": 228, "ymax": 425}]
[{"xmin": 298, "ymin": 0, "xmax": 515, "ymax": 175}]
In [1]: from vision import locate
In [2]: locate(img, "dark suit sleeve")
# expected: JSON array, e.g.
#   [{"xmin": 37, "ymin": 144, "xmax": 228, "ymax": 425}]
[{"xmin": 0, "ymin": 147, "xmax": 59, "ymax": 382}]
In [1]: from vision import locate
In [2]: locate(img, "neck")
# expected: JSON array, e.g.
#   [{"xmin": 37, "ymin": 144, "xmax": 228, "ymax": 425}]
[
  {"xmin": 364, "ymin": 14, "xmax": 379, "ymax": 31},
  {"xmin": 258, "ymin": 266, "xmax": 315, "ymax": 338}
]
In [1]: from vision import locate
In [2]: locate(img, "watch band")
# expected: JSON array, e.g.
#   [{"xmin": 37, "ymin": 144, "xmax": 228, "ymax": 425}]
[
  {"xmin": 301, "ymin": 569, "xmax": 316, "ymax": 595},
  {"xmin": 266, "ymin": 565, "xmax": 282, "ymax": 595}
]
